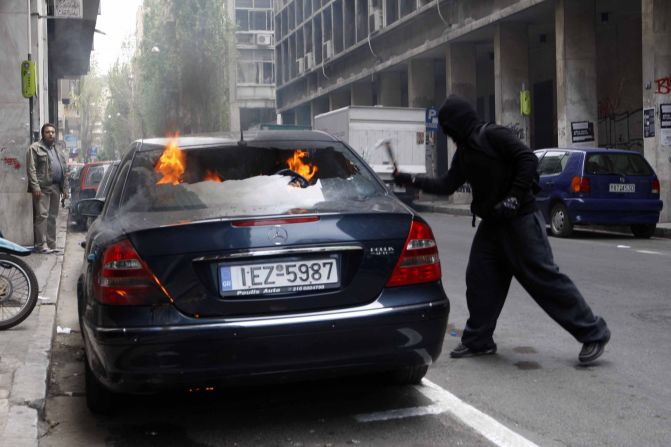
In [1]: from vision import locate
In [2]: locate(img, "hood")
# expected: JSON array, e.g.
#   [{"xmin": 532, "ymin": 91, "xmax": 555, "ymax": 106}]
[{"xmin": 438, "ymin": 95, "xmax": 483, "ymax": 145}]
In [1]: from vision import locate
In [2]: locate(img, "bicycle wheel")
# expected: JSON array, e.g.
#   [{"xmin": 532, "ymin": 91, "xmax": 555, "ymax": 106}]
[{"xmin": 0, "ymin": 253, "xmax": 39, "ymax": 330}]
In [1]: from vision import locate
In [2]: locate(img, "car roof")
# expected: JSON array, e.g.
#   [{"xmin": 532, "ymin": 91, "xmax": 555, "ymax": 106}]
[
  {"xmin": 136, "ymin": 130, "xmax": 339, "ymax": 151},
  {"xmin": 535, "ymin": 147, "xmax": 642, "ymax": 155}
]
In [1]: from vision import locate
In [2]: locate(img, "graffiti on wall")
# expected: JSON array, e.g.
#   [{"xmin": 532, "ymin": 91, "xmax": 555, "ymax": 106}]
[
  {"xmin": 655, "ymin": 77, "xmax": 671, "ymax": 94},
  {"xmin": 598, "ymin": 109, "xmax": 643, "ymax": 150},
  {"xmin": 506, "ymin": 122, "xmax": 525, "ymax": 141}
]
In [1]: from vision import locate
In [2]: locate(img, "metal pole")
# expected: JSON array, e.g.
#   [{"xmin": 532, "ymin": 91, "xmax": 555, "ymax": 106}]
[{"xmin": 27, "ymin": 0, "xmax": 34, "ymax": 143}]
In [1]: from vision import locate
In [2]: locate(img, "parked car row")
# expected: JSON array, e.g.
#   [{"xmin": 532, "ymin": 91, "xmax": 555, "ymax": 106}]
[{"xmin": 69, "ymin": 161, "xmax": 114, "ymax": 229}]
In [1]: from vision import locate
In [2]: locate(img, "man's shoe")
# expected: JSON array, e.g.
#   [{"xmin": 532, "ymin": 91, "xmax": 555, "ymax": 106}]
[
  {"xmin": 579, "ymin": 331, "xmax": 610, "ymax": 364},
  {"xmin": 450, "ymin": 343, "xmax": 497, "ymax": 358},
  {"xmin": 32, "ymin": 246, "xmax": 50, "ymax": 254}
]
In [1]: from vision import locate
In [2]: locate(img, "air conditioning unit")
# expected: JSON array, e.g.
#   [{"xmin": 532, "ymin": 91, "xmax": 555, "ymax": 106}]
[
  {"xmin": 256, "ymin": 33, "xmax": 272, "ymax": 46},
  {"xmin": 297, "ymin": 57, "xmax": 305, "ymax": 74},
  {"xmin": 323, "ymin": 40, "xmax": 333, "ymax": 59},
  {"xmin": 305, "ymin": 52, "xmax": 315, "ymax": 70},
  {"xmin": 369, "ymin": 8, "xmax": 383, "ymax": 32}
]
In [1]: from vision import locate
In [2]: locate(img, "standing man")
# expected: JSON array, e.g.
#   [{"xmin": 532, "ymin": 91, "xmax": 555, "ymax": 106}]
[
  {"xmin": 26, "ymin": 123, "xmax": 69, "ymax": 254},
  {"xmin": 393, "ymin": 95, "xmax": 610, "ymax": 364}
]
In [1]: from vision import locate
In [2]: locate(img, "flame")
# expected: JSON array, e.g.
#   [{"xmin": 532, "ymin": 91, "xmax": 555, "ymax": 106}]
[
  {"xmin": 204, "ymin": 170, "xmax": 222, "ymax": 182},
  {"xmin": 155, "ymin": 135, "xmax": 185, "ymax": 185},
  {"xmin": 287, "ymin": 149, "xmax": 318, "ymax": 181}
]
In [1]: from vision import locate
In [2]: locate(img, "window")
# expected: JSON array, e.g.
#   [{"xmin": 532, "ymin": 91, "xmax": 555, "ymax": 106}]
[
  {"xmin": 538, "ymin": 151, "xmax": 570, "ymax": 176},
  {"xmin": 584, "ymin": 153, "xmax": 653, "ymax": 176},
  {"xmin": 120, "ymin": 142, "xmax": 383, "ymax": 223}
]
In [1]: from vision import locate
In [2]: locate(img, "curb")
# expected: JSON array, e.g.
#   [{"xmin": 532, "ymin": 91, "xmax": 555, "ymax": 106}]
[{"xmin": 1, "ymin": 211, "xmax": 67, "ymax": 447}]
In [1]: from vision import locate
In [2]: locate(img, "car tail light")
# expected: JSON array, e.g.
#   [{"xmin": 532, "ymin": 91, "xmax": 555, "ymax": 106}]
[
  {"xmin": 571, "ymin": 176, "xmax": 590, "ymax": 193},
  {"xmin": 94, "ymin": 239, "xmax": 172, "ymax": 305},
  {"xmin": 652, "ymin": 178, "xmax": 660, "ymax": 194},
  {"xmin": 386, "ymin": 219, "xmax": 441, "ymax": 287}
]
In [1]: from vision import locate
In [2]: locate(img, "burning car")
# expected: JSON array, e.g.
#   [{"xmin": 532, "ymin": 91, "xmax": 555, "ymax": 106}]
[{"xmin": 76, "ymin": 131, "xmax": 449, "ymax": 413}]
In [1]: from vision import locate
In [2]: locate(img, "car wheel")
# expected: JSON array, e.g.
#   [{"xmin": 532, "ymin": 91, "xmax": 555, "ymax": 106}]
[
  {"xmin": 550, "ymin": 203, "xmax": 573, "ymax": 237},
  {"xmin": 384, "ymin": 365, "xmax": 429, "ymax": 385},
  {"xmin": 631, "ymin": 223, "xmax": 655, "ymax": 239},
  {"xmin": 85, "ymin": 358, "xmax": 116, "ymax": 414}
]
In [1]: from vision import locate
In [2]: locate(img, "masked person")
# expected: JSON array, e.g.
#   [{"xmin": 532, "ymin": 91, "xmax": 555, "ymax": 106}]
[
  {"xmin": 393, "ymin": 95, "xmax": 610, "ymax": 364},
  {"xmin": 26, "ymin": 123, "xmax": 69, "ymax": 254}
]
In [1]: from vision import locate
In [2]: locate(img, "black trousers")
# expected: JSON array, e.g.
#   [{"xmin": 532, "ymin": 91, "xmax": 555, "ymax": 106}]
[{"xmin": 461, "ymin": 210, "xmax": 609, "ymax": 350}]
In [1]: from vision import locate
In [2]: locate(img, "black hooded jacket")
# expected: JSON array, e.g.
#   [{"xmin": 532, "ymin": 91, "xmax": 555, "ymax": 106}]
[{"xmin": 414, "ymin": 95, "xmax": 539, "ymax": 220}]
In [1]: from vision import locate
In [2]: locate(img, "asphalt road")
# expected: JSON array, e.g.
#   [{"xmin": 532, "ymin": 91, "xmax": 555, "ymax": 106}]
[{"xmin": 39, "ymin": 214, "xmax": 671, "ymax": 447}]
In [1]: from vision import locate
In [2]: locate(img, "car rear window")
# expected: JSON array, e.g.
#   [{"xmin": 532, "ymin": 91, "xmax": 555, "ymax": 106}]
[
  {"xmin": 84, "ymin": 165, "xmax": 109, "ymax": 186},
  {"xmin": 119, "ymin": 141, "xmax": 386, "ymax": 220},
  {"xmin": 584, "ymin": 153, "xmax": 653, "ymax": 176}
]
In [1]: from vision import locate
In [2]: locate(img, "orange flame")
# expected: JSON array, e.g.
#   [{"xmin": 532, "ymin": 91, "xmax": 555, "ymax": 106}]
[
  {"xmin": 204, "ymin": 170, "xmax": 222, "ymax": 182},
  {"xmin": 287, "ymin": 150, "xmax": 318, "ymax": 181},
  {"xmin": 155, "ymin": 135, "xmax": 185, "ymax": 185}
]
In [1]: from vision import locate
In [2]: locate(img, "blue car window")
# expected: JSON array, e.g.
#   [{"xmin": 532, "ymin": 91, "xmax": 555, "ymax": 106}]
[
  {"xmin": 584, "ymin": 153, "xmax": 653, "ymax": 176},
  {"xmin": 538, "ymin": 151, "xmax": 569, "ymax": 176}
]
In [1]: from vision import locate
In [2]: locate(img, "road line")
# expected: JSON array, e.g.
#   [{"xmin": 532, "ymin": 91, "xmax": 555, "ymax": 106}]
[
  {"xmin": 417, "ymin": 379, "xmax": 539, "ymax": 447},
  {"xmin": 355, "ymin": 379, "xmax": 539, "ymax": 447},
  {"xmin": 635, "ymin": 250, "xmax": 663, "ymax": 255}
]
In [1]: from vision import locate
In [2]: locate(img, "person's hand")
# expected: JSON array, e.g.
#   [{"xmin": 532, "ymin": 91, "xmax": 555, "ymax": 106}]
[
  {"xmin": 32, "ymin": 190, "xmax": 41, "ymax": 199},
  {"xmin": 493, "ymin": 196, "xmax": 520, "ymax": 218},
  {"xmin": 63, "ymin": 191, "xmax": 70, "ymax": 200},
  {"xmin": 392, "ymin": 170, "xmax": 414, "ymax": 187}
]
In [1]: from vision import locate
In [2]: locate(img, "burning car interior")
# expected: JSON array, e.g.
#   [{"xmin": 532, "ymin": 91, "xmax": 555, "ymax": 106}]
[{"xmin": 118, "ymin": 140, "xmax": 382, "ymax": 220}]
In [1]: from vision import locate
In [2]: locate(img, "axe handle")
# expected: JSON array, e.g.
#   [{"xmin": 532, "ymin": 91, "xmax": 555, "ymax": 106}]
[{"xmin": 384, "ymin": 143, "xmax": 398, "ymax": 171}]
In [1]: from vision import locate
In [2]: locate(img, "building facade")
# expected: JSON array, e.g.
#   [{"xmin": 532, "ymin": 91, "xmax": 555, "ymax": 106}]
[
  {"xmin": 0, "ymin": 0, "xmax": 99, "ymax": 244},
  {"xmin": 227, "ymin": 0, "xmax": 278, "ymax": 131},
  {"xmin": 273, "ymin": 0, "xmax": 671, "ymax": 222}
]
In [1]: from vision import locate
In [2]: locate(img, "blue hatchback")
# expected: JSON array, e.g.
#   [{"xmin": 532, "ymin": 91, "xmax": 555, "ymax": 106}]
[{"xmin": 534, "ymin": 148, "xmax": 663, "ymax": 238}]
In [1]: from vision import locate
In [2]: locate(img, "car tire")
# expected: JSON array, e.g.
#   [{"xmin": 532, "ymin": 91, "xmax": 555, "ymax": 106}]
[
  {"xmin": 550, "ymin": 203, "xmax": 573, "ymax": 237},
  {"xmin": 85, "ymin": 358, "xmax": 116, "ymax": 415},
  {"xmin": 384, "ymin": 365, "xmax": 429, "ymax": 385},
  {"xmin": 631, "ymin": 223, "xmax": 655, "ymax": 239}
]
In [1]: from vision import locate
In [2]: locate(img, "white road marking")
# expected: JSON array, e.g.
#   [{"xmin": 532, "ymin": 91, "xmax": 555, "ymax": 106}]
[
  {"xmin": 616, "ymin": 245, "xmax": 630, "ymax": 249},
  {"xmin": 354, "ymin": 379, "xmax": 539, "ymax": 447},
  {"xmin": 635, "ymin": 250, "xmax": 663, "ymax": 255}
]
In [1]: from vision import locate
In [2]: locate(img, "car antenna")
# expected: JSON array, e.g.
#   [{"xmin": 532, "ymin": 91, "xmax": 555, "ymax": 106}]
[{"xmin": 238, "ymin": 129, "xmax": 246, "ymax": 146}]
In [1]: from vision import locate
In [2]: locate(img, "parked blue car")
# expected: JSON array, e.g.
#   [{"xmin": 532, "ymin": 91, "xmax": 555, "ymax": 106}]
[{"xmin": 534, "ymin": 148, "xmax": 663, "ymax": 238}]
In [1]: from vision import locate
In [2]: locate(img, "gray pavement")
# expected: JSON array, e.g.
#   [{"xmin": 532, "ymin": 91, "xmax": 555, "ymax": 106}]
[
  {"xmin": 412, "ymin": 195, "xmax": 671, "ymax": 239},
  {"xmin": 0, "ymin": 208, "xmax": 67, "ymax": 447}
]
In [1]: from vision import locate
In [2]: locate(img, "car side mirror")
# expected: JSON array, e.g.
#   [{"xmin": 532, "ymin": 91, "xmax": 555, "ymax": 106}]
[{"xmin": 76, "ymin": 198, "xmax": 105, "ymax": 217}]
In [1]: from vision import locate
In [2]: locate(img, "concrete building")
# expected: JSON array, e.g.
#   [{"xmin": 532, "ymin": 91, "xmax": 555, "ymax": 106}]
[
  {"xmin": 273, "ymin": 0, "xmax": 671, "ymax": 222},
  {"xmin": 0, "ymin": 0, "xmax": 99, "ymax": 244},
  {"xmin": 227, "ymin": 0, "xmax": 278, "ymax": 131}
]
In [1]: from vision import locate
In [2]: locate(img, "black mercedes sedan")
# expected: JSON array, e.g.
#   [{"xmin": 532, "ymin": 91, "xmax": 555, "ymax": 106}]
[{"xmin": 76, "ymin": 131, "xmax": 449, "ymax": 413}]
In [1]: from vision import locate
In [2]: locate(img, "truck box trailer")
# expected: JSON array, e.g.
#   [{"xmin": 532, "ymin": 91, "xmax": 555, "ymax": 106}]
[{"xmin": 313, "ymin": 106, "xmax": 427, "ymax": 202}]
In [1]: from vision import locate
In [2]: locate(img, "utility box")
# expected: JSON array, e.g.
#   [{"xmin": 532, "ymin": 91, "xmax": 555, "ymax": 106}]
[{"xmin": 313, "ymin": 106, "xmax": 426, "ymax": 202}]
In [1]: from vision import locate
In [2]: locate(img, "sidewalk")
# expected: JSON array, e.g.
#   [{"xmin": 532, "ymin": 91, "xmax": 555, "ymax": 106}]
[
  {"xmin": 412, "ymin": 196, "xmax": 671, "ymax": 239},
  {"xmin": 0, "ymin": 208, "xmax": 67, "ymax": 447}
]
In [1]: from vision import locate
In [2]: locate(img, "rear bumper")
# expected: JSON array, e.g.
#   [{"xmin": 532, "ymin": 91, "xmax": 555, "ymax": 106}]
[
  {"xmin": 83, "ymin": 297, "xmax": 449, "ymax": 393},
  {"xmin": 565, "ymin": 198, "xmax": 663, "ymax": 225}
]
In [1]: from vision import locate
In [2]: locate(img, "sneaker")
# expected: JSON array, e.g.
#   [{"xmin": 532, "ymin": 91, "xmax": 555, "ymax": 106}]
[
  {"xmin": 579, "ymin": 331, "xmax": 610, "ymax": 364},
  {"xmin": 450, "ymin": 343, "xmax": 497, "ymax": 358},
  {"xmin": 32, "ymin": 246, "xmax": 50, "ymax": 254}
]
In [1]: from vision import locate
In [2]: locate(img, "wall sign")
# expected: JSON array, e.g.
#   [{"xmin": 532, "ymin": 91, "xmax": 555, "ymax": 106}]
[
  {"xmin": 54, "ymin": 0, "xmax": 83, "ymax": 18},
  {"xmin": 661, "ymin": 104, "xmax": 671, "ymax": 147},
  {"xmin": 644, "ymin": 108, "xmax": 655, "ymax": 138},
  {"xmin": 570, "ymin": 121, "xmax": 594, "ymax": 143}
]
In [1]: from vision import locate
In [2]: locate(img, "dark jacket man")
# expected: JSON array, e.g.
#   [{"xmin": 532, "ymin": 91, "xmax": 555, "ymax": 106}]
[{"xmin": 394, "ymin": 95, "xmax": 610, "ymax": 364}]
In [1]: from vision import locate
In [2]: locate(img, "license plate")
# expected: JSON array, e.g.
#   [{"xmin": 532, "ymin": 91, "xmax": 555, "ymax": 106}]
[
  {"xmin": 609, "ymin": 183, "xmax": 635, "ymax": 193},
  {"xmin": 219, "ymin": 257, "xmax": 339, "ymax": 297}
]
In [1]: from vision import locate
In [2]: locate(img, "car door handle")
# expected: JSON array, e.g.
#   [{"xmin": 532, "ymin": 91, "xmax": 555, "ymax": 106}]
[{"xmin": 545, "ymin": 181, "xmax": 554, "ymax": 186}]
